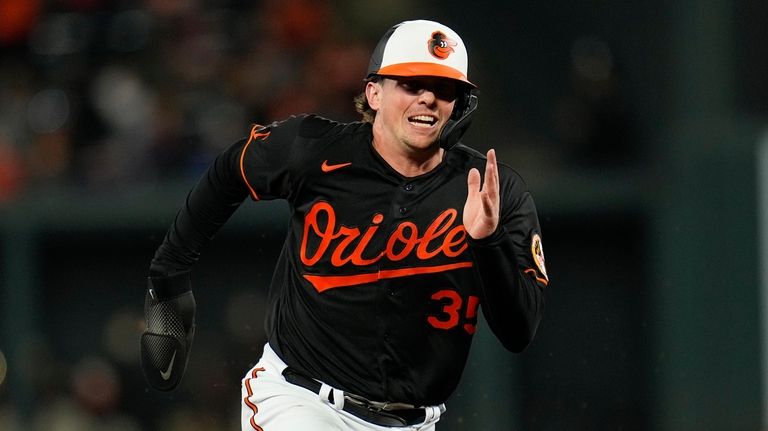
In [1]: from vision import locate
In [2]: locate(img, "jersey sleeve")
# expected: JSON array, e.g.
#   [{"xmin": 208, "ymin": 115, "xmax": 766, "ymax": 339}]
[
  {"xmin": 238, "ymin": 115, "xmax": 306, "ymax": 201},
  {"xmin": 149, "ymin": 140, "xmax": 250, "ymax": 276},
  {"xmin": 468, "ymin": 168, "xmax": 548, "ymax": 352},
  {"xmin": 149, "ymin": 116, "xmax": 304, "ymax": 277}
]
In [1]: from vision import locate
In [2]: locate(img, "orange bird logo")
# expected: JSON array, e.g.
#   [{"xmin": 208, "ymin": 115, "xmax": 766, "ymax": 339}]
[{"xmin": 428, "ymin": 31, "xmax": 457, "ymax": 60}]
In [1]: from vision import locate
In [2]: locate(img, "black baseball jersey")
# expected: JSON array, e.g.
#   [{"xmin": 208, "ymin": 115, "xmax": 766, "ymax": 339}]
[{"xmin": 150, "ymin": 114, "xmax": 547, "ymax": 406}]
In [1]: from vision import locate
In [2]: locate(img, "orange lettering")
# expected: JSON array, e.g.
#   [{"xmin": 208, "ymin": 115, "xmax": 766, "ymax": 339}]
[
  {"xmin": 443, "ymin": 226, "xmax": 468, "ymax": 257},
  {"xmin": 351, "ymin": 214, "xmax": 385, "ymax": 266},
  {"xmin": 299, "ymin": 201, "xmax": 474, "ymax": 290},
  {"xmin": 417, "ymin": 209, "xmax": 458, "ymax": 259},
  {"xmin": 330, "ymin": 226, "xmax": 362, "ymax": 266},
  {"xmin": 386, "ymin": 221, "xmax": 419, "ymax": 261},
  {"xmin": 300, "ymin": 201, "xmax": 340, "ymax": 266}
]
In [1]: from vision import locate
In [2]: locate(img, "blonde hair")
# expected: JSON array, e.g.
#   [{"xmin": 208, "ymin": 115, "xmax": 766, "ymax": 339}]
[
  {"xmin": 353, "ymin": 76, "xmax": 382, "ymax": 124},
  {"xmin": 354, "ymin": 92, "xmax": 375, "ymax": 123}
]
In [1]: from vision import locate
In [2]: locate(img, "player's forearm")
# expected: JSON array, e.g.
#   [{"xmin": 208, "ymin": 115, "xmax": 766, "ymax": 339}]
[
  {"xmin": 469, "ymin": 229, "xmax": 545, "ymax": 352},
  {"xmin": 150, "ymin": 143, "xmax": 249, "ymax": 276}
]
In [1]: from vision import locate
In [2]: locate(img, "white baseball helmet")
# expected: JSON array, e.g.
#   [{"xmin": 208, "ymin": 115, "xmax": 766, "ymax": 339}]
[{"xmin": 366, "ymin": 19, "xmax": 475, "ymax": 87}]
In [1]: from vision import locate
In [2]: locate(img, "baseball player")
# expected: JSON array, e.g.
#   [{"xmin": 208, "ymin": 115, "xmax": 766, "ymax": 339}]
[{"xmin": 141, "ymin": 19, "xmax": 548, "ymax": 430}]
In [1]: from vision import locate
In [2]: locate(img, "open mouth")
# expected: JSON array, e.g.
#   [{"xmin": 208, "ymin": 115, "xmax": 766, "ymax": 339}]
[{"xmin": 408, "ymin": 115, "xmax": 437, "ymax": 128}]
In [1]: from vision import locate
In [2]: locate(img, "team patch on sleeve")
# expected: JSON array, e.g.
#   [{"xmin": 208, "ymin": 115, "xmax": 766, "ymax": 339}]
[{"xmin": 530, "ymin": 233, "xmax": 548, "ymax": 285}]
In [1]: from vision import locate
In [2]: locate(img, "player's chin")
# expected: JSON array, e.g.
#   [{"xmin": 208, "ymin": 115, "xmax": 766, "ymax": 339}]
[
  {"xmin": 406, "ymin": 125, "xmax": 441, "ymax": 145},
  {"xmin": 403, "ymin": 138, "xmax": 440, "ymax": 155},
  {"xmin": 404, "ymin": 129, "xmax": 437, "ymax": 145}
]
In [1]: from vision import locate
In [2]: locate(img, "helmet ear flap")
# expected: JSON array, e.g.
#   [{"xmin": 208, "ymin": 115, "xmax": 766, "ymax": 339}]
[
  {"xmin": 439, "ymin": 89, "xmax": 479, "ymax": 150},
  {"xmin": 451, "ymin": 89, "xmax": 476, "ymax": 120}
]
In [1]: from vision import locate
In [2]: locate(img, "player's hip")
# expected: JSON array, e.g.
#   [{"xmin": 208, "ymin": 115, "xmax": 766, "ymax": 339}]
[{"xmin": 240, "ymin": 343, "xmax": 443, "ymax": 431}]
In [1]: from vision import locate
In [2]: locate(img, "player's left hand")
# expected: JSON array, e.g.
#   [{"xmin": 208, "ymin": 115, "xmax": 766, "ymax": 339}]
[
  {"xmin": 463, "ymin": 148, "xmax": 500, "ymax": 240},
  {"xmin": 141, "ymin": 272, "xmax": 196, "ymax": 391}
]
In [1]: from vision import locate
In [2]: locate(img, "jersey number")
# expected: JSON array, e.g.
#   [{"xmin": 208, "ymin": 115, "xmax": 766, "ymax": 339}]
[{"xmin": 427, "ymin": 289, "xmax": 480, "ymax": 334}]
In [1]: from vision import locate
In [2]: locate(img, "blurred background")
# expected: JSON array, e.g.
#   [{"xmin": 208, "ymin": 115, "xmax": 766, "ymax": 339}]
[{"xmin": 0, "ymin": 0, "xmax": 766, "ymax": 430}]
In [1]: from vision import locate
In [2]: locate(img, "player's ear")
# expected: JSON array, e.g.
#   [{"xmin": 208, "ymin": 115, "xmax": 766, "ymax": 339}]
[{"xmin": 365, "ymin": 81, "xmax": 382, "ymax": 110}]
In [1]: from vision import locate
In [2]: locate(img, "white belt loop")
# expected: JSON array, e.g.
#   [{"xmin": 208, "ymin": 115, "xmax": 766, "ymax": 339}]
[
  {"xmin": 331, "ymin": 388, "xmax": 345, "ymax": 410},
  {"xmin": 418, "ymin": 404, "xmax": 444, "ymax": 427},
  {"xmin": 319, "ymin": 383, "xmax": 332, "ymax": 403},
  {"xmin": 424, "ymin": 406, "xmax": 436, "ymax": 422},
  {"xmin": 319, "ymin": 383, "xmax": 346, "ymax": 410}
]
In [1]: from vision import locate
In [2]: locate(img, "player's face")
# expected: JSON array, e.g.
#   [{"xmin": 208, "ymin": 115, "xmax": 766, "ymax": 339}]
[{"xmin": 368, "ymin": 76, "xmax": 458, "ymax": 153}]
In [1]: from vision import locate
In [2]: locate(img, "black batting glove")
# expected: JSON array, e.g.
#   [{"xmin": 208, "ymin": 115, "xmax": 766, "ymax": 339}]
[{"xmin": 141, "ymin": 271, "xmax": 196, "ymax": 391}]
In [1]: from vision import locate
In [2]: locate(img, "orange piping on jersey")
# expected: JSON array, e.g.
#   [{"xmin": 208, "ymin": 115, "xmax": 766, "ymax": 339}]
[
  {"xmin": 243, "ymin": 367, "xmax": 265, "ymax": 431},
  {"xmin": 240, "ymin": 125, "xmax": 271, "ymax": 201},
  {"xmin": 524, "ymin": 268, "xmax": 548, "ymax": 287},
  {"xmin": 303, "ymin": 261, "xmax": 474, "ymax": 293}
]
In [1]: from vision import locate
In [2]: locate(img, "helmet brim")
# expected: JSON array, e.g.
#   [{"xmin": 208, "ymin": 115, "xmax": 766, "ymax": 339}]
[{"xmin": 373, "ymin": 62, "xmax": 475, "ymax": 88}]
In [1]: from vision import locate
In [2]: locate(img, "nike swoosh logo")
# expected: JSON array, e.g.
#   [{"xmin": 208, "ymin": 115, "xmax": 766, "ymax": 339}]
[
  {"xmin": 321, "ymin": 160, "xmax": 352, "ymax": 173},
  {"xmin": 160, "ymin": 349, "xmax": 177, "ymax": 381}
]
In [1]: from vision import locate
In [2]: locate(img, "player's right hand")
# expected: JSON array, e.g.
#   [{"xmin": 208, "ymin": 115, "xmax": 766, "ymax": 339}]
[{"xmin": 140, "ymin": 271, "xmax": 196, "ymax": 391}]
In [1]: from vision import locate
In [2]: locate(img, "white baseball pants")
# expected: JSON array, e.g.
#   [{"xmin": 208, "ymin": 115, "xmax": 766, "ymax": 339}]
[{"xmin": 241, "ymin": 344, "xmax": 444, "ymax": 431}]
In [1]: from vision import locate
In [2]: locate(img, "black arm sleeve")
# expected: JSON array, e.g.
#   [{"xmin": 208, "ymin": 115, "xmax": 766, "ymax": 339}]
[
  {"xmin": 141, "ymin": 271, "xmax": 196, "ymax": 391},
  {"xmin": 149, "ymin": 140, "xmax": 251, "ymax": 277},
  {"xmin": 141, "ymin": 139, "xmax": 251, "ymax": 390}
]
